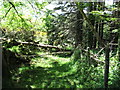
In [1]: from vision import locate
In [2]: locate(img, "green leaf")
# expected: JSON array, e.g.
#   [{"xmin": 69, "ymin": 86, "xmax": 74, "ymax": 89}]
[{"xmin": 112, "ymin": 29, "xmax": 118, "ymax": 33}]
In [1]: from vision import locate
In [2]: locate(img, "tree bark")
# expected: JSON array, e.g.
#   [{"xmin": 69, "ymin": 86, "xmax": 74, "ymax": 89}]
[
  {"xmin": 87, "ymin": 47, "xmax": 90, "ymax": 65},
  {"xmin": 118, "ymin": 38, "xmax": 120, "ymax": 62},
  {"xmin": 104, "ymin": 46, "xmax": 110, "ymax": 88},
  {"xmin": 75, "ymin": 10, "xmax": 83, "ymax": 47},
  {"xmin": 87, "ymin": 2, "xmax": 95, "ymax": 49},
  {"xmin": 2, "ymin": 48, "xmax": 13, "ymax": 88},
  {"xmin": 98, "ymin": 2, "xmax": 105, "ymax": 48}
]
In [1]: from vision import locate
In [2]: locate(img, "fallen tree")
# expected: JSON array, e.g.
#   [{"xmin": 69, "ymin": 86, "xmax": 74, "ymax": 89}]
[
  {"xmin": 1, "ymin": 38, "xmax": 104, "ymax": 64},
  {"xmin": 1, "ymin": 38, "xmax": 71, "ymax": 51}
]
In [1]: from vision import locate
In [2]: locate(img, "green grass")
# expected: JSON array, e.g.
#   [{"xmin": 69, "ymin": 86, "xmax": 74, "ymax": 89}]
[
  {"xmin": 13, "ymin": 52, "xmax": 75, "ymax": 88},
  {"xmin": 12, "ymin": 51, "xmax": 120, "ymax": 88}
]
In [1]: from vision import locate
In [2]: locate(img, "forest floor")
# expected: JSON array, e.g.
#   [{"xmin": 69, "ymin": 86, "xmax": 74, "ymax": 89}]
[
  {"xmin": 12, "ymin": 50, "xmax": 119, "ymax": 88},
  {"xmin": 13, "ymin": 52, "xmax": 79, "ymax": 88}
]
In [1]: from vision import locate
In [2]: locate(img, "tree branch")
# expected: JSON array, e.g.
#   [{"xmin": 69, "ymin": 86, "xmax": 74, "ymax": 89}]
[
  {"xmin": 3, "ymin": 6, "xmax": 12, "ymax": 18},
  {"xmin": 7, "ymin": 0, "xmax": 27, "ymax": 24}
]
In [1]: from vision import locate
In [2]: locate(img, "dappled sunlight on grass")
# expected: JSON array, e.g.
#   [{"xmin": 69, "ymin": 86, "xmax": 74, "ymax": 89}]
[
  {"xmin": 13, "ymin": 53, "xmax": 75, "ymax": 88},
  {"xmin": 12, "ymin": 50, "xmax": 119, "ymax": 88},
  {"xmin": 31, "ymin": 53, "xmax": 70, "ymax": 68}
]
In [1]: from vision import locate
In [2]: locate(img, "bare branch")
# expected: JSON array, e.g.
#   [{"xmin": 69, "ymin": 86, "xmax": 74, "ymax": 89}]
[{"xmin": 3, "ymin": 6, "xmax": 12, "ymax": 18}]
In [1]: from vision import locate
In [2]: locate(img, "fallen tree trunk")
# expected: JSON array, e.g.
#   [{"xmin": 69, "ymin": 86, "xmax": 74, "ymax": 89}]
[
  {"xmin": 18, "ymin": 41, "xmax": 65, "ymax": 50},
  {"xmin": 51, "ymin": 51, "xmax": 73, "ymax": 54},
  {"xmin": 1, "ymin": 38, "xmax": 104, "ymax": 64},
  {"xmin": 1, "ymin": 38, "xmax": 71, "ymax": 51}
]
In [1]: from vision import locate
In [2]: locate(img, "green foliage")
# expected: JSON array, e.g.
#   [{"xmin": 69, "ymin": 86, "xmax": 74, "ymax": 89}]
[
  {"xmin": 35, "ymin": 2, "xmax": 48, "ymax": 10},
  {"xmin": 71, "ymin": 49, "xmax": 81, "ymax": 63},
  {"xmin": 112, "ymin": 29, "xmax": 118, "ymax": 33},
  {"xmin": 12, "ymin": 51, "xmax": 106, "ymax": 88},
  {"xmin": 90, "ymin": 11, "xmax": 104, "ymax": 15},
  {"xmin": 8, "ymin": 46, "xmax": 20, "ymax": 53},
  {"xmin": 1, "ymin": 1, "xmax": 120, "ymax": 88}
]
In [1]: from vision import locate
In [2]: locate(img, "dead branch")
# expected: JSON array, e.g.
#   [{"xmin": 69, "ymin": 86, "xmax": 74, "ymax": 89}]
[
  {"xmin": 76, "ymin": 45, "xmax": 105, "ymax": 64},
  {"xmin": 3, "ymin": 6, "xmax": 12, "ymax": 18}
]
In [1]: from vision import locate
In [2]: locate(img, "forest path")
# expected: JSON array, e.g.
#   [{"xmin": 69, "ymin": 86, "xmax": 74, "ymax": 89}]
[{"xmin": 13, "ymin": 53, "xmax": 78, "ymax": 88}]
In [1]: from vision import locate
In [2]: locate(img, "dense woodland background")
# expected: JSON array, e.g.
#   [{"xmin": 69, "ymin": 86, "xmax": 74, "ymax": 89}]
[{"xmin": 0, "ymin": 0, "xmax": 120, "ymax": 89}]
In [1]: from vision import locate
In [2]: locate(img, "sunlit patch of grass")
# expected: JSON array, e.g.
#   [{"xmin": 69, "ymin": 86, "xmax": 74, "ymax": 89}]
[
  {"xmin": 36, "ymin": 51, "xmax": 49, "ymax": 55},
  {"xmin": 31, "ymin": 57, "xmax": 53, "ymax": 68},
  {"xmin": 46, "ymin": 55, "xmax": 70, "ymax": 64},
  {"xmin": 31, "ymin": 53, "xmax": 70, "ymax": 68},
  {"xmin": 13, "ymin": 51, "xmax": 77, "ymax": 88},
  {"xmin": 13, "ymin": 50, "xmax": 120, "ymax": 88}
]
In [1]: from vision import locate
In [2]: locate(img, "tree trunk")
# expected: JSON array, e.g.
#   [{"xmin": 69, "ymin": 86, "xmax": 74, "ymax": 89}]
[
  {"xmin": 98, "ymin": 20, "xmax": 104, "ymax": 47},
  {"xmin": 98, "ymin": 2, "xmax": 105, "ymax": 48},
  {"xmin": 93, "ymin": 21, "xmax": 98, "ymax": 48},
  {"xmin": 93, "ymin": 2, "xmax": 97, "ymax": 49},
  {"xmin": 118, "ymin": 37, "xmax": 120, "ymax": 62},
  {"xmin": 87, "ymin": 2, "xmax": 94, "ymax": 49},
  {"xmin": 2, "ymin": 48, "xmax": 13, "ymax": 88},
  {"xmin": 76, "ymin": 2, "xmax": 105, "ymax": 47},
  {"xmin": 104, "ymin": 46, "xmax": 110, "ymax": 88},
  {"xmin": 75, "ymin": 10, "xmax": 83, "ymax": 47},
  {"xmin": 87, "ymin": 47, "xmax": 90, "ymax": 66}
]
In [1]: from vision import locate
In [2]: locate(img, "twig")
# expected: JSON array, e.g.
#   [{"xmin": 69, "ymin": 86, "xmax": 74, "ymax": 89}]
[
  {"xmin": 7, "ymin": 0, "xmax": 27, "ymax": 25},
  {"xmin": 3, "ymin": 6, "xmax": 12, "ymax": 18},
  {"xmin": 96, "ymin": 47, "xmax": 105, "ymax": 57}
]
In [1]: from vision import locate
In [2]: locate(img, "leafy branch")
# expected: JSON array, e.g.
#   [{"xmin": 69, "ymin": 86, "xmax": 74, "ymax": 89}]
[{"xmin": 7, "ymin": 0, "xmax": 28, "ymax": 26}]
